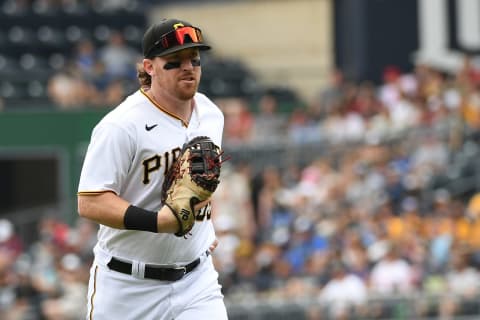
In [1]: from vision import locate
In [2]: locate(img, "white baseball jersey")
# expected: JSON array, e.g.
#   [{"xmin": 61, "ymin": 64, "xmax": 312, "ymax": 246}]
[{"xmin": 78, "ymin": 88, "xmax": 223, "ymax": 265}]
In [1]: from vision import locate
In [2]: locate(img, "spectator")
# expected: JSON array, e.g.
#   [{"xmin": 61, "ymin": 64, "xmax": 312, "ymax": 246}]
[
  {"xmin": 369, "ymin": 242, "xmax": 415, "ymax": 295},
  {"xmin": 310, "ymin": 68, "xmax": 346, "ymax": 120},
  {"xmin": 377, "ymin": 65, "xmax": 402, "ymax": 110},
  {"xmin": 405, "ymin": 133, "xmax": 450, "ymax": 192},
  {"xmin": 316, "ymin": 261, "xmax": 368, "ymax": 319},
  {"xmin": 322, "ymin": 100, "xmax": 366, "ymax": 143},
  {"xmin": 438, "ymin": 251, "xmax": 480, "ymax": 318},
  {"xmin": 213, "ymin": 162, "xmax": 255, "ymax": 240},
  {"xmin": 349, "ymin": 81, "xmax": 384, "ymax": 119},
  {"xmin": 0, "ymin": 219, "xmax": 23, "ymax": 259},
  {"xmin": 251, "ymin": 93, "xmax": 288, "ymax": 145},
  {"xmin": 41, "ymin": 254, "xmax": 88, "ymax": 320},
  {"xmin": 283, "ymin": 216, "xmax": 328, "ymax": 274},
  {"xmin": 229, "ymin": 240, "xmax": 257, "ymax": 298},
  {"xmin": 287, "ymin": 105, "xmax": 322, "ymax": 144},
  {"xmin": 217, "ymin": 98, "xmax": 254, "ymax": 145},
  {"xmin": 253, "ymin": 242, "xmax": 282, "ymax": 293},
  {"xmin": 73, "ymin": 39, "xmax": 98, "ymax": 80},
  {"xmin": 211, "ymin": 214, "xmax": 241, "ymax": 294},
  {"xmin": 388, "ymin": 90, "xmax": 421, "ymax": 134},
  {"xmin": 47, "ymin": 64, "xmax": 92, "ymax": 109},
  {"xmin": 254, "ymin": 165, "xmax": 285, "ymax": 239},
  {"xmin": 0, "ymin": 249, "xmax": 19, "ymax": 319},
  {"xmin": 98, "ymin": 30, "xmax": 139, "ymax": 81}
]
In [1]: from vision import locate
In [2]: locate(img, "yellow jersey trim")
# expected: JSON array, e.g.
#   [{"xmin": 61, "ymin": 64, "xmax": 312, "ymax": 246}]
[
  {"xmin": 77, "ymin": 191, "xmax": 115, "ymax": 196},
  {"xmin": 88, "ymin": 265, "xmax": 98, "ymax": 320},
  {"xmin": 140, "ymin": 87, "xmax": 188, "ymax": 128}
]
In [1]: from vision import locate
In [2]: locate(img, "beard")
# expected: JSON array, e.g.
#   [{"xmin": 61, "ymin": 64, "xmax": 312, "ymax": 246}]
[{"xmin": 175, "ymin": 81, "xmax": 198, "ymax": 100}]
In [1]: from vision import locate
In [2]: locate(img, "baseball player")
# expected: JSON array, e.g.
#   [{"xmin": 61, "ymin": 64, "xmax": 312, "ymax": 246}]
[{"xmin": 77, "ymin": 18, "xmax": 228, "ymax": 320}]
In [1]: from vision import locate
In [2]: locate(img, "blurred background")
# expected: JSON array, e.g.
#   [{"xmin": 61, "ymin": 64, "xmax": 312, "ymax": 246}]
[{"xmin": 2, "ymin": 0, "xmax": 480, "ymax": 319}]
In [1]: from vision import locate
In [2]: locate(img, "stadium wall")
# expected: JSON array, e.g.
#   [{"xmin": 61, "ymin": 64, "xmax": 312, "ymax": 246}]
[{"xmin": 0, "ymin": 109, "xmax": 107, "ymax": 221}]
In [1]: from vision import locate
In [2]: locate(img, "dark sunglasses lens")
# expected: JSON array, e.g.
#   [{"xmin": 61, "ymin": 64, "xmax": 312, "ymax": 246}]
[
  {"xmin": 175, "ymin": 27, "xmax": 200, "ymax": 44},
  {"xmin": 148, "ymin": 27, "xmax": 204, "ymax": 57},
  {"xmin": 162, "ymin": 27, "xmax": 203, "ymax": 49}
]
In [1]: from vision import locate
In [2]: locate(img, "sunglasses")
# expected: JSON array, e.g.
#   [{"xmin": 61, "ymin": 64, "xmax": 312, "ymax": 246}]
[{"xmin": 147, "ymin": 26, "xmax": 204, "ymax": 57}]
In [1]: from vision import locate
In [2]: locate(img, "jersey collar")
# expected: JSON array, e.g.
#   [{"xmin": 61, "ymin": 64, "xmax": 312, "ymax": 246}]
[{"xmin": 140, "ymin": 87, "xmax": 194, "ymax": 128}]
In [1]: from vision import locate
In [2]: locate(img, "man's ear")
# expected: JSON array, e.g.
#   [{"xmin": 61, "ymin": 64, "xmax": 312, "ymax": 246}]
[{"xmin": 143, "ymin": 58, "xmax": 154, "ymax": 76}]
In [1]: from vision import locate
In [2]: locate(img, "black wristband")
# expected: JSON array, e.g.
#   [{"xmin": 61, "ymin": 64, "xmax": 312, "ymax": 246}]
[{"xmin": 123, "ymin": 205, "xmax": 158, "ymax": 233}]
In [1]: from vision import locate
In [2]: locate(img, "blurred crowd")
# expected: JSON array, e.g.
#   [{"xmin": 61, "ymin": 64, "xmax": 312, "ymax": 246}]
[
  {"xmin": 211, "ymin": 56, "xmax": 480, "ymax": 319},
  {"xmin": 0, "ymin": 216, "xmax": 95, "ymax": 320},
  {"xmin": 47, "ymin": 32, "xmax": 141, "ymax": 110},
  {"xmin": 4, "ymin": 18, "xmax": 480, "ymax": 317}
]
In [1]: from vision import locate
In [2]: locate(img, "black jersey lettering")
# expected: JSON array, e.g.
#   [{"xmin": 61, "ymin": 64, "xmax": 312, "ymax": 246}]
[{"xmin": 142, "ymin": 155, "xmax": 161, "ymax": 184}]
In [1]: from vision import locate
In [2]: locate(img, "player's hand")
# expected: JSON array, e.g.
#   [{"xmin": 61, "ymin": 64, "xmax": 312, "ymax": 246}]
[
  {"xmin": 157, "ymin": 199, "xmax": 211, "ymax": 235},
  {"xmin": 157, "ymin": 206, "xmax": 183, "ymax": 234}
]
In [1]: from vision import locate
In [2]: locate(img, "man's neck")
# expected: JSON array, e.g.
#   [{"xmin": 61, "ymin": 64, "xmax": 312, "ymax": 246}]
[{"xmin": 147, "ymin": 87, "xmax": 194, "ymax": 125}]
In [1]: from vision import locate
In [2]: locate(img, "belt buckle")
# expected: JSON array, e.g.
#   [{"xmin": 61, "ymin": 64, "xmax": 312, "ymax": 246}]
[{"xmin": 173, "ymin": 266, "xmax": 187, "ymax": 275}]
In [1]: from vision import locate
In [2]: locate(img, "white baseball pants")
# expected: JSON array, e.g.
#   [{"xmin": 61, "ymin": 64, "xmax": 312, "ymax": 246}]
[{"xmin": 85, "ymin": 247, "xmax": 228, "ymax": 320}]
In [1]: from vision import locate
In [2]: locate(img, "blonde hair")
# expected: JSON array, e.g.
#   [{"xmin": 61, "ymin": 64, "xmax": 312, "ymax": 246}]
[{"xmin": 136, "ymin": 62, "xmax": 151, "ymax": 88}]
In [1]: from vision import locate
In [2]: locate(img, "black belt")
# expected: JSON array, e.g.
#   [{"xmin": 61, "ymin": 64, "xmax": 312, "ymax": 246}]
[{"xmin": 107, "ymin": 252, "xmax": 207, "ymax": 281}]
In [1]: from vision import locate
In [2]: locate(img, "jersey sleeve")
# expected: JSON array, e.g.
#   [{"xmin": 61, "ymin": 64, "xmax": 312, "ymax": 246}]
[{"xmin": 78, "ymin": 122, "xmax": 135, "ymax": 195}]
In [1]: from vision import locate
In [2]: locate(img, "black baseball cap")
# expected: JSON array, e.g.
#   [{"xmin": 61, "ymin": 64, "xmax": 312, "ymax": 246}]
[{"xmin": 142, "ymin": 18, "xmax": 211, "ymax": 58}]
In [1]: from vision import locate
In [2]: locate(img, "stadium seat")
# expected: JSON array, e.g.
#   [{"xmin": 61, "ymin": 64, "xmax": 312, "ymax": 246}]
[
  {"xmin": 93, "ymin": 25, "xmax": 112, "ymax": 44},
  {"xmin": 0, "ymin": 80, "xmax": 26, "ymax": 101},
  {"xmin": 37, "ymin": 26, "xmax": 68, "ymax": 49},
  {"xmin": 64, "ymin": 25, "xmax": 91, "ymax": 44},
  {"xmin": 48, "ymin": 53, "xmax": 67, "ymax": 71},
  {"xmin": 0, "ymin": 55, "xmax": 18, "ymax": 76},
  {"xmin": 8, "ymin": 25, "xmax": 35, "ymax": 45},
  {"xmin": 123, "ymin": 25, "xmax": 143, "ymax": 47},
  {"xmin": 26, "ymin": 80, "xmax": 47, "ymax": 99},
  {"xmin": 18, "ymin": 54, "xmax": 52, "ymax": 79}
]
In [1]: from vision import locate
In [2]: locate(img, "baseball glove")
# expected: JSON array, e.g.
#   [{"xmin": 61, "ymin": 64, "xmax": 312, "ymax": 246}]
[{"xmin": 161, "ymin": 136, "xmax": 223, "ymax": 237}]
